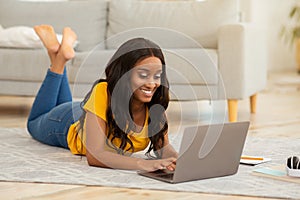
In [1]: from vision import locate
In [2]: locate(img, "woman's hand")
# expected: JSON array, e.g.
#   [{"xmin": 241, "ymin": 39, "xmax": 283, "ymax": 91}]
[{"xmin": 137, "ymin": 157, "xmax": 177, "ymax": 172}]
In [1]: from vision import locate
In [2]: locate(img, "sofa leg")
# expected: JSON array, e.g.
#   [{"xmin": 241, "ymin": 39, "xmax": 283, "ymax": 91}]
[
  {"xmin": 250, "ymin": 94, "xmax": 257, "ymax": 114},
  {"xmin": 227, "ymin": 99, "xmax": 238, "ymax": 122}
]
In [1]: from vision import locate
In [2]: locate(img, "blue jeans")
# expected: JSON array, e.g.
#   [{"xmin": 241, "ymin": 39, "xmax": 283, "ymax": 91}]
[{"xmin": 27, "ymin": 68, "xmax": 83, "ymax": 149}]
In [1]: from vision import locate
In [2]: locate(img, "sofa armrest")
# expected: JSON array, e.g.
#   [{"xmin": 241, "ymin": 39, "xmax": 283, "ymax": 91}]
[{"xmin": 218, "ymin": 23, "xmax": 267, "ymax": 99}]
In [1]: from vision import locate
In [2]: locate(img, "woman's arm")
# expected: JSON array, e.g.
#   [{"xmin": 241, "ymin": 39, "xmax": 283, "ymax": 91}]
[
  {"xmin": 154, "ymin": 132, "xmax": 178, "ymax": 171},
  {"xmin": 85, "ymin": 111, "xmax": 176, "ymax": 171},
  {"xmin": 162, "ymin": 133, "xmax": 178, "ymax": 159}
]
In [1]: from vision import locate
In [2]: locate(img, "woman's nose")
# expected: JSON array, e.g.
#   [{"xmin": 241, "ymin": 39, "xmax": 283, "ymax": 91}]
[
  {"xmin": 144, "ymin": 79, "xmax": 159, "ymax": 88},
  {"xmin": 144, "ymin": 81, "xmax": 156, "ymax": 88}
]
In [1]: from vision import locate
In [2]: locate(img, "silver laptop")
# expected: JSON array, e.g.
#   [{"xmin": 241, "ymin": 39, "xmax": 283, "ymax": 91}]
[{"xmin": 138, "ymin": 121, "xmax": 250, "ymax": 183}]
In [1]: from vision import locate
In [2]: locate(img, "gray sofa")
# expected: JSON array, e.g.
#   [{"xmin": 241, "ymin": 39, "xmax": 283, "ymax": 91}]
[{"xmin": 0, "ymin": 0, "xmax": 267, "ymax": 122}]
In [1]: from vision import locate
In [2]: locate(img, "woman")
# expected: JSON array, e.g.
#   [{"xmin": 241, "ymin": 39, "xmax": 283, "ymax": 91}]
[{"xmin": 27, "ymin": 25, "xmax": 178, "ymax": 172}]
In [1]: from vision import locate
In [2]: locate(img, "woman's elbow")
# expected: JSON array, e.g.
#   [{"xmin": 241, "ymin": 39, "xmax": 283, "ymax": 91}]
[
  {"xmin": 86, "ymin": 151, "xmax": 109, "ymax": 168},
  {"xmin": 86, "ymin": 156, "xmax": 97, "ymax": 167}
]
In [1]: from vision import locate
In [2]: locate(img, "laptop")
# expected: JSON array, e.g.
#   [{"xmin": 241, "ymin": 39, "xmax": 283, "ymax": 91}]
[{"xmin": 138, "ymin": 121, "xmax": 250, "ymax": 183}]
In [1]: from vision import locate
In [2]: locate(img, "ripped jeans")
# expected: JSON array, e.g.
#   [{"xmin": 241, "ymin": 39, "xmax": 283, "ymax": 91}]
[{"xmin": 27, "ymin": 68, "xmax": 83, "ymax": 149}]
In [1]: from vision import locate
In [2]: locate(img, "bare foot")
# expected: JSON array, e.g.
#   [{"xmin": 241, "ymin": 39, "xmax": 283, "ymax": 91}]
[
  {"xmin": 58, "ymin": 27, "xmax": 77, "ymax": 60},
  {"xmin": 50, "ymin": 27, "xmax": 77, "ymax": 74},
  {"xmin": 34, "ymin": 25, "xmax": 60, "ymax": 53}
]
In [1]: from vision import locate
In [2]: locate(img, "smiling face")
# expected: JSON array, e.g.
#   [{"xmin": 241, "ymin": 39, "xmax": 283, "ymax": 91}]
[{"xmin": 130, "ymin": 56, "xmax": 163, "ymax": 104}]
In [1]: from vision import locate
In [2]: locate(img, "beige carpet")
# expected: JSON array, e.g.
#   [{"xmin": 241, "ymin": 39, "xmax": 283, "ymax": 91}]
[{"xmin": 0, "ymin": 127, "xmax": 299, "ymax": 199}]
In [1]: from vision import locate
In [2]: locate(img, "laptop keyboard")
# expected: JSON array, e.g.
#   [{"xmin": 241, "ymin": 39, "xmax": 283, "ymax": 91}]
[{"xmin": 151, "ymin": 170, "xmax": 174, "ymax": 179}]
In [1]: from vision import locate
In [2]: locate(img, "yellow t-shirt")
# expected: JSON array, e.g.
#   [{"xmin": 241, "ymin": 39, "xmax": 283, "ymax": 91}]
[{"xmin": 67, "ymin": 82, "xmax": 150, "ymax": 155}]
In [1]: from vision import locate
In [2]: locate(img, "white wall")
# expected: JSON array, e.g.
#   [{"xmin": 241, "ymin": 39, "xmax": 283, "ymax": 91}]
[{"xmin": 241, "ymin": 0, "xmax": 297, "ymax": 72}]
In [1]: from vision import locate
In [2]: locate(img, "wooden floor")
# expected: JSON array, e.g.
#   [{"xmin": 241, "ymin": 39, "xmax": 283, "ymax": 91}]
[{"xmin": 0, "ymin": 71, "xmax": 299, "ymax": 200}]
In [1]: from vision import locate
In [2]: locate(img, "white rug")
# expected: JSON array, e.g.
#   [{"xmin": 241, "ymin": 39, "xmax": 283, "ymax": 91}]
[{"xmin": 0, "ymin": 128, "xmax": 299, "ymax": 199}]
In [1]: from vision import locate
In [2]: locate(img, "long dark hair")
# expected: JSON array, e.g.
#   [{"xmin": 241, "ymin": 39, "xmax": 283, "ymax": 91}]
[{"xmin": 77, "ymin": 38, "xmax": 169, "ymax": 158}]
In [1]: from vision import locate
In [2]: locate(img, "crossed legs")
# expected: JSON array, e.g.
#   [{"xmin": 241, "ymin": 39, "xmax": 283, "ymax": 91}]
[
  {"xmin": 28, "ymin": 25, "xmax": 78, "ymax": 121},
  {"xmin": 27, "ymin": 25, "xmax": 80, "ymax": 148}
]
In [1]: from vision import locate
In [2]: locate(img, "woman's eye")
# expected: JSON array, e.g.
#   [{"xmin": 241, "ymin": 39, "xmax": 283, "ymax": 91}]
[
  {"xmin": 139, "ymin": 73, "xmax": 148, "ymax": 79},
  {"xmin": 154, "ymin": 73, "xmax": 162, "ymax": 79}
]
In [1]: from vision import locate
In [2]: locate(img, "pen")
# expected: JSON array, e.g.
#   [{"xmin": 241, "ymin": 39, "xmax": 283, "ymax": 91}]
[{"xmin": 241, "ymin": 156, "xmax": 264, "ymax": 160}]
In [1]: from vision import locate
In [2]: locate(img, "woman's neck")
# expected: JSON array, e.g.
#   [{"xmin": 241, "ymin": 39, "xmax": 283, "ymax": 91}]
[
  {"xmin": 130, "ymin": 101, "xmax": 146, "ymax": 131},
  {"xmin": 131, "ymin": 100, "xmax": 146, "ymax": 113}
]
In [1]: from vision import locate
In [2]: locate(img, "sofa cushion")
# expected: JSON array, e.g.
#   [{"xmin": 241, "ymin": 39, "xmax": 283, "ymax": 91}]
[
  {"xmin": 0, "ymin": 48, "xmax": 49, "ymax": 81},
  {"xmin": 107, "ymin": 0, "xmax": 238, "ymax": 49},
  {"xmin": 0, "ymin": 0, "xmax": 107, "ymax": 51},
  {"xmin": 165, "ymin": 48, "xmax": 218, "ymax": 85},
  {"xmin": 106, "ymin": 27, "xmax": 202, "ymax": 50},
  {"xmin": 0, "ymin": 48, "xmax": 70, "ymax": 82},
  {"xmin": 69, "ymin": 50, "xmax": 116, "ymax": 85}
]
